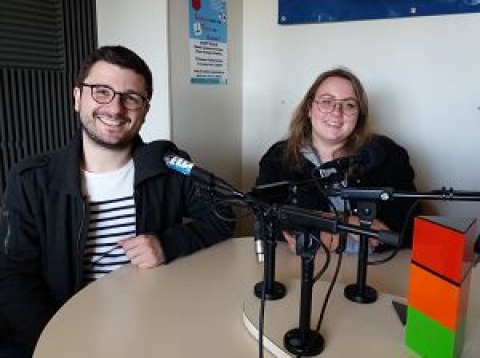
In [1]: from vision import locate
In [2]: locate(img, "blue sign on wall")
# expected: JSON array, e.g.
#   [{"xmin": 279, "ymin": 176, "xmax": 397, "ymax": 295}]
[{"xmin": 279, "ymin": 0, "xmax": 480, "ymax": 25}]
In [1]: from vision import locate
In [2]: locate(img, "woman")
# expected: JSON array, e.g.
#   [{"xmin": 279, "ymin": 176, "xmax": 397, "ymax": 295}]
[{"xmin": 256, "ymin": 67, "xmax": 419, "ymax": 253}]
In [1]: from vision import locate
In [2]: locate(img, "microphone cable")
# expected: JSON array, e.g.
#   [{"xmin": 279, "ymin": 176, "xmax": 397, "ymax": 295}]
[
  {"xmin": 314, "ymin": 244, "xmax": 343, "ymax": 334},
  {"xmin": 192, "ymin": 181, "xmax": 248, "ymax": 224},
  {"xmin": 255, "ymin": 205, "xmax": 279, "ymax": 358},
  {"xmin": 257, "ymin": 254, "xmax": 267, "ymax": 358},
  {"xmin": 86, "ymin": 244, "xmax": 122, "ymax": 266},
  {"xmin": 367, "ymin": 198, "xmax": 421, "ymax": 266},
  {"xmin": 312, "ymin": 234, "xmax": 332, "ymax": 284}
]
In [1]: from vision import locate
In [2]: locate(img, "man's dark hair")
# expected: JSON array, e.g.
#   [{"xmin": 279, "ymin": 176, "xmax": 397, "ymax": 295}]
[{"xmin": 76, "ymin": 45, "xmax": 153, "ymax": 100}]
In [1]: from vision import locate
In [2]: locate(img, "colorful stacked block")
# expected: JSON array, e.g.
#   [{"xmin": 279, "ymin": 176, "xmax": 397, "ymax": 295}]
[{"xmin": 406, "ymin": 216, "xmax": 476, "ymax": 358}]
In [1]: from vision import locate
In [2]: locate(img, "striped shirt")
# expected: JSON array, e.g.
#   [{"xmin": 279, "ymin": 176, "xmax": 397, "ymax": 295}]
[{"xmin": 81, "ymin": 160, "xmax": 136, "ymax": 282}]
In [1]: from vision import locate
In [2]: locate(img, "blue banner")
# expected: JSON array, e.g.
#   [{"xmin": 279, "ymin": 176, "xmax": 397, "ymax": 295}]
[{"xmin": 278, "ymin": 0, "xmax": 480, "ymax": 24}]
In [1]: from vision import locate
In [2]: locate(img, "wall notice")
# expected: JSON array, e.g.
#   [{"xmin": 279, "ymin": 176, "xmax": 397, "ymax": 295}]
[{"xmin": 189, "ymin": 0, "xmax": 228, "ymax": 84}]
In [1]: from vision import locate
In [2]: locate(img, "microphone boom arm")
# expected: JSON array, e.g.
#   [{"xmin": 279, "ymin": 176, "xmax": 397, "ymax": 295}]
[
  {"xmin": 328, "ymin": 186, "xmax": 480, "ymax": 202},
  {"xmin": 277, "ymin": 205, "xmax": 399, "ymax": 247}
]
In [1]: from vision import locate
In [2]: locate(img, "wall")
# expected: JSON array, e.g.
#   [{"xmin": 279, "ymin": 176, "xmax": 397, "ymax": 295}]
[
  {"xmin": 97, "ymin": 1, "xmax": 480, "ymax": 230},
  {"xmin": 242, "ymin": 1, "xmax": 480, "ymax": 223},
  {"xmin": 96, "ymin": 0, "xmax": 171, "ymax": 142},
  {"xmin": 168, "ymin": 0, "xmax": 243, "ymax": 188},
  {"xmin": 97, "ymin": 0, "xmax": 244, "ymax": 234}
]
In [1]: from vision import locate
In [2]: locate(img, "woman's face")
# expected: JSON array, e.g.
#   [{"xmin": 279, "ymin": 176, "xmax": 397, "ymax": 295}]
[{"xmin": 309, "ymin": 76, "xmax": 359, "ymax": 150}]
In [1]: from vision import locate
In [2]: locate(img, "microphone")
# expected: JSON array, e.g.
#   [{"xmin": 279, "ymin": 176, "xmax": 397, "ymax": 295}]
[
  {"xmin": 320, "ymin": 140, "xmax": 386, "ymax": 171},
  {"xmin": 248, "ymin": 181, "xmax": 292, "ymax": 205},
  {"xmin": 164, "ymin": 153, "xmax": 236, "ymax": 192},
  {"xmin": 254, "ymin": 217, "xmax": 264, "ymax": 263}
]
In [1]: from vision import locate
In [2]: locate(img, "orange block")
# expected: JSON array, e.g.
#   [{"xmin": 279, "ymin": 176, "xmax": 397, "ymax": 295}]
[
  {"xmin": 412, "ymin": 216, "xmax": 476, "ymax": 283},
  {"xmin": 408, "ymin": 262, "xmax": 471, "ymax": 331}
]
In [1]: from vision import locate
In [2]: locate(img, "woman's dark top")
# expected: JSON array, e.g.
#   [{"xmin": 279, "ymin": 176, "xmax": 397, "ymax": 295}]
[{"xmin": 255, "ymin": 135, "xmax": 421, "ymax": 248}]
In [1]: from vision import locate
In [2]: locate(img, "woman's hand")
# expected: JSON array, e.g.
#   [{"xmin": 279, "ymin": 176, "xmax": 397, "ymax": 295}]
[
  {"xmin": 282, "ymin": 230, "xmax": 297, "ymax": 253},
  {"xmin": 346, "ymin": 216, "xmax": 390, "ymax": 249},
  {"xmin": 282, "ymin": 214, "xmax": 390, "ymax": 253}
]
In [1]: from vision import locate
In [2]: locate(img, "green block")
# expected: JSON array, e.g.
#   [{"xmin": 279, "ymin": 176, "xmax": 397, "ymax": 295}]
[{"xmin": 405, "ymin": 306, "xmax": 466, "ymax": 358}]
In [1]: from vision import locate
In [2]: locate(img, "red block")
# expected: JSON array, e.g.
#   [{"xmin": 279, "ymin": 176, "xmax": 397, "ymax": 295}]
[{"xmin": 412, "ymin": 216, "xmax": 476, "ymax": 283}]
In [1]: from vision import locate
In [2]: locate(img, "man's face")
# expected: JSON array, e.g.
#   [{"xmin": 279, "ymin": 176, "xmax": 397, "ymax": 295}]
[{"xmin": 73, "ymin": 60, "xmax": 150, "ymax": 150}]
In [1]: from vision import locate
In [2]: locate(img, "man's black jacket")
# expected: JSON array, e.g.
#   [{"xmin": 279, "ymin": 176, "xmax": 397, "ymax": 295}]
[{"xmin": 0, "ymin": 133, "xmax": 234, "ymax": 352}]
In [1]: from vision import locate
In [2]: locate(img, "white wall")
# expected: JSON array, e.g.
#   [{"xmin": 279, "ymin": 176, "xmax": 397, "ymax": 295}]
[
  {"xmin": 96, "ymin": 0, "xmax": 242, "ymax": 186},
  {"xmin": 168, "ymin": 0, "xmax": 243, "ymax": 187},
  {"xmin": 96, "ymin": 0, "xmax": 171, "ymax": 142},
  {"xmin": 242, "ymin": 1, "xmax": 480, "ymax": 222},
  {"xmin": 97, "ymin": 1, "xmax": 480, "ymax": 225}
]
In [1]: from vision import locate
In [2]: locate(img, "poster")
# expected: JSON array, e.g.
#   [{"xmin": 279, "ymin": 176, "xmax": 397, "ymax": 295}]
[
  {"xmin": 189, "ymin": 0, "xmax": 228, "ymax": 84},
  {"xmin": 278, "ymin": 0, "xmax": 480, "ymax": 24}
]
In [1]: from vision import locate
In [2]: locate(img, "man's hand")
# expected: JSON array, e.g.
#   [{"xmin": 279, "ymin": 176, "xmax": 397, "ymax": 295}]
[{"xmin": 118, "ymin": 234, "xmax": 165, "ymax": 268}]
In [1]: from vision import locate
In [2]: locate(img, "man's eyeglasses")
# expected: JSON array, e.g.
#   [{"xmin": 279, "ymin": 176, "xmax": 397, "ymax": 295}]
[
  {"xmin": 313, "ymin": 95, "xmax": 359, "ymax": 116},
  {"xmin": 80, "ymin": 83, "xmax": 148, "ymax": 110}
]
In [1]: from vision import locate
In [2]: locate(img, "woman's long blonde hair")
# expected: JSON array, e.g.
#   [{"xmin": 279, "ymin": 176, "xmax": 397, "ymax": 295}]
[{"xmin": 285, "ymin": 67, "xmax": 372, "ymax": 168}]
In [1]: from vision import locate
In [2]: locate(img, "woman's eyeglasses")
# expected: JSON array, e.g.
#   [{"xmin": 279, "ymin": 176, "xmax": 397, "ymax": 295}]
[{"xmin": 313, "ymin": 95, "xmax": 359, "ymax": 116}]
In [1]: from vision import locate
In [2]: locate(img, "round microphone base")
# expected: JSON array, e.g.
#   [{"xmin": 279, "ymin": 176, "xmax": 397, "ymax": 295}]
[
  {"xmin": 284, "ymin": 328, "xmax": 325, "ymax": 356},
  {"xmin": 344, "ymin": 283, "xmax": 378, "ymax": 304},
  {"xmin": 254, "ymin": 281, "xmax": 286, "ymax": 300}
]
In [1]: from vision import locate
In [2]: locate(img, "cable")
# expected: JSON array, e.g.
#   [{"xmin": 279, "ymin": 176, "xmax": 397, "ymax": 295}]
[
  {"xmin": 84, "ymin": 244, "xmax": 122, "ymax": 267},
  {"xmin": 315, "ymin": 249, "xmax": 343, "ymax": 333},
  {"xmin": 313, "ymin": 237, "xmax": 331, "ymax": 284},
  {"xmin": 368, "ymin": 199, "xmax": 421, "ymax": 266},
  {"xmin": 257, "ymin": 256, "xmax": 267, "ymax": 358}
]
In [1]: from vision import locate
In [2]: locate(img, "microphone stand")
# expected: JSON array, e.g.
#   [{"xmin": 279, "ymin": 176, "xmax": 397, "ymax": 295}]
[
  {"xmin": 276, "ymin": 205, "xmax": 398, "ymax": 356},
  {"xmin": 284, "ymin": 230, "xmax": 324, "ymax": 356},
  {"xmin": 194, "ymin": 178, "xmax": 288, "ymax": 301},
  {"xmin": 254, "ymin": 210, "xmax": 286, "ymax": 300},
  {"xmin": 252, "ymin": 182, "xmax": 305, "ymax": 301},
  {"xmin": 344, "ymin": 200, "xmax": 378, "ymax": 304},
  {"xmin": 330, "ymin": 186, "xmax": 480, "ymax": 304}
]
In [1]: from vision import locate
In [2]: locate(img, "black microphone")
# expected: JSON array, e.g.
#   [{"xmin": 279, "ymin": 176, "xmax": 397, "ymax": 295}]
[
  {"xmin": 320, "ymin": 140, "xmax": 386, "ymax": 171},
  {"xmin": 248, "ymin": 181, "xmax": 292, "ymax": 205},
  {"xmin": 254, "ymin": 217, "xmax": 264, "ymax": 263},
  {"xmin": 164, "ymin": 153, "xmax": 236, "ymax": 192}
]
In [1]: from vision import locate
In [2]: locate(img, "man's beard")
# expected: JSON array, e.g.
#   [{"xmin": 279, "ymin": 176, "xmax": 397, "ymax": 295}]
[{"xmin": 80, "ymin": 119, "xmax": 135, "ymax": 150}]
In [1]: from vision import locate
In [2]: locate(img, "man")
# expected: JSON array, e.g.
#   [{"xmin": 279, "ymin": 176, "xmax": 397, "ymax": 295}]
[{"xmin": 0, "ymin": 45, "xmax": 234, "ymax": 356}]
